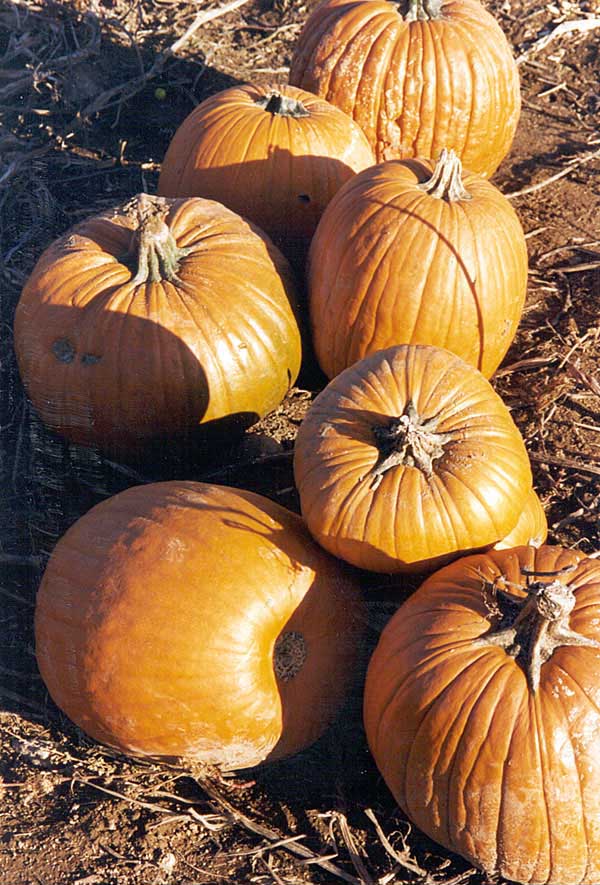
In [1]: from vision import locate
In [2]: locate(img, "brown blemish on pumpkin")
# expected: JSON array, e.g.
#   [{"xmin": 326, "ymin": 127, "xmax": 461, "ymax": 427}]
[
  {"xmin": 52, "ymin": 338, "xmax": 76, "ymax": 363},
  {"xmin": 81, "ymin": 354, "xmax": 101, "ymax": 365},
  {"xmin": 274, "ymin": 631, "xmax": 307, "ymax": 680}
]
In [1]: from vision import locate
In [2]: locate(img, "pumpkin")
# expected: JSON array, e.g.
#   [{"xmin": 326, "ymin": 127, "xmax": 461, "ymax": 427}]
[
  {"xmin": 35, "ymin": 481, "xmax": 365, "ymax": 768},
  {"xmin": 363, "ymin": 544, "xmax": 600, "ymax": 884},
  {"xmin": 293, "ymin": 344, "xmax": 532, "ymax": 573},
  {"xmin": 14, "ymin": 194, "xmax": 301, "ymax": 456},
  {"xmin": 289, "ymin": 0, "xmax": 521, "ymax": 175},
  {"xmin": 307, "ymin": 150, "xmax": 528, "ymax": 380},
  {"xmin": 157, "ymin": 83, "xmax": 375, "ymax": 263},
  {"xmin": 494, "ymin": 487, "xmax": 547, "ymax": 550}
]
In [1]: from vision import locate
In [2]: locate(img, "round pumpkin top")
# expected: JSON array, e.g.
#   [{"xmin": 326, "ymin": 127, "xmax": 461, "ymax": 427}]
[
  {"xmin": 293, "ymin": 344, "xmax": 533, "ymax": 573},
  {"xmin": 157, "ymin": 82, "xmax": 375, "ymax": 259}
]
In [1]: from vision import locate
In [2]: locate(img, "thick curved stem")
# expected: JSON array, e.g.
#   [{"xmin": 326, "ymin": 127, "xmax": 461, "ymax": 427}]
[
  {"xmin": 255, "ymin": 91, "xmax": 310, "ymax": 118},
  {"xmin": 475, "ymin": 569, "xmax": 600, "ymax": 692},
  {"xmin": 123, "ymin": 194, "xmax": 190, "ymax": 285},
  {"xmin": 419, "ymin": 149, "xmax": 472, "ymax": 203}
]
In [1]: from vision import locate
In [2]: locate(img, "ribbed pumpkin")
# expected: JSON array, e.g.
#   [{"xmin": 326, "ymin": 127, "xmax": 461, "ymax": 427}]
[
  {"xmin": 293, "ymin": 344, "xmax": 532, "ymax": 573},
  {"xmin": 364, "ymin": 544, "xmax": 600, "ymax": 884},
  {"xmin": 157, "ymin": 83, "xmax": 375, "ymax": 262},
  {"xmin": 35, "ymin": 481, "xmax": 365, "ymax": 768},
  {"xmin": 289, "ymin": 0, "xmax": 521, "ymax": 175},
  {"xmin": 308, "ymin": 150, "xmax": 528, "ymax": 380},
  {"xmin": 494, "ymin": 487, "xmax": 547, "ymax": 550},
  {"xmin": 14, "ymin": 194, "xmax": 301, "ymax": 455}
]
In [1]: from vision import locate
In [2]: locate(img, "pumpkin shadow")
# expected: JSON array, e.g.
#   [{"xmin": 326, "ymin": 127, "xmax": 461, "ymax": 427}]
[
  {"xmin": 14, "ymin": 300, "xmax": 281, "ymax": 546},
  {"xmin": 158, "ymin": 147, "xmax": 368, "ymax": 276}
]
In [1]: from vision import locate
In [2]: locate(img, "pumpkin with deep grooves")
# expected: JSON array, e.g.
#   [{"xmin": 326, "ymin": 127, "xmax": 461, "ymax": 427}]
[
  {"xmin": 35, "ymin": 481, "xmax": 365, "ymax": 769},
  {"xmin": 307, "ymin": 151, "xmax": 528, "ymax": 379},
  {"xmin": 289, "ymin": 0, "xmax": 521, "ymax": 175},
  {"xmin": 364, "ymin": 544, "xmax": 600, "ymax": 884},
  {"xmin": 14, "ymin": 194, "xmax": 302, "ymax": 455},
  {"xmin": 293, "ymin": 344, "xmax": 533, "ymax": 573}
]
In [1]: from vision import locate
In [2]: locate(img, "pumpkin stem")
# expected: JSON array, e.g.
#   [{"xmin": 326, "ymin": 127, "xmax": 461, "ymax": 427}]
[
  {"xmin": 363, "ymin": 400, "xmax": 452, "ymax": 490},
  {"xmin": 419, "ymin": 149, "xmax": 472, "ymax": 202},
  {"xmin": 124, "ymin": 194, "xmax": 190, "ymax": 285},
  {"xmin": 475, "ymin": 565, "xmax": 600, "ymax": 692},
  {"xmin": 255, "ymin": 91, "xmax": 310, "ymax": 118},
  {"xmin": 274, "ymin": 631, "xmax": 307, "ymax": 681},
  {"xmin": 397, "ymin": 0, "xmax": 443, "ymax": 22}
]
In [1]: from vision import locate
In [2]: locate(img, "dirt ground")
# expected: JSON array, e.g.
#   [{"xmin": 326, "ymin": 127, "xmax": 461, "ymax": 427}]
[{"xmin": 1, "ymin": 0, "xmax": 600, "ymax": 883}]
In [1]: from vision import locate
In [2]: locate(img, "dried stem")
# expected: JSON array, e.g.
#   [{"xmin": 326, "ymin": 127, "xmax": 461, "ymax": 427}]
[
  {"xmin": 363, "ymin": 401, "xmax": 452, "ymax": 490},
  {"xmin": 255, "ymin": 91, "xmax": 309, "ymax": 118},
  {"xmin": 122, "ymin": 194, "xmax": 190, "ymax": 285},
  {"xmin": 475, "ymin": 568, "xmax": 600, "ymax": 692},
  {"xmin": 419, "ymin": 149, "xmax": 471, "ymax": 202}
]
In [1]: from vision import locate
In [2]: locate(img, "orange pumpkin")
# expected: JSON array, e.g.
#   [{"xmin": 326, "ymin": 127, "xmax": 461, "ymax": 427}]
[
  {"xmin": 307, "ymin": 150, "xmax": 528, "ymax": 380},
  {"xmin": 289, "ymin": 0, "xmax": 521, "ymax": 175},
  {"xmin": 364, "ymin": 544, "xmax": 600, "ymax": 884},
  {"xmin": 293, "ymin": 344, "xmax": 532, "ymax": 573},
  {"xmin": 35, "ymin": 481, "xmax": 365, "ymax": 768},
  {"xmin": 494, "ymin": 487, "xmax": 547, "ymax": 550},
  {"xmin": 14, "ymin": 194, "xmax": 301, "ymax": 456},
  {"xmin": 157, "ymin": 83, "xmax": 375, "ymax": 263}
]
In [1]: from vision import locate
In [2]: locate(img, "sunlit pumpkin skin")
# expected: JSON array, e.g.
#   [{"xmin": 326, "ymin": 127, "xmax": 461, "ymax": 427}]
[
  {"xmin": 289, "ymin": 0, "xmax": 521, "ymax": 175},
  {"xmin": 35, "ymin": 481, "xmax": 365, "ymax": 768},
  {"xmin": 293, "ymin": 344, "xmax": 532, "ymax": 573},
  {"xmin": 157, "ymin": 83, "xmax": 375, "ymax": 262},
  {"xmin": 494, "ymin": 487, "xmax": 547, "ymax": 550},
  {"xmin": 308, "ymin": 151, "xmax": 528, "ymax": 380},
  {"xmin": 364, "ymin": 545, "xmax": 600, "ymax": 884},
  {"xmin": 14, "ymin": 194, "xmax": 301, "ymax": 455}
]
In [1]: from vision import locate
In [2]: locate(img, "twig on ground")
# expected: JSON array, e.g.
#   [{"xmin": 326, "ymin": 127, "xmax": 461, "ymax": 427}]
[
  {"xmin": 334, "ymin": 813, "xmax": 374, "ymax": 885},
  {"xmin": 529, "ymin": 452, "xmax": 600, "ymax": 477},
  {"xmin": 75, "ymin": 777, "xmax": 226, "ymax": 833},
  {"xmin": 197, "ymin": 776, "xmax": 362, "ymax": 885},
  {"xmin": 566, "ymin": 362, "xmax": 600, "ymax": 397},
  {"xmin": 505, "ymin": 148, "xmax": 600, "ymax": 199},
  {"xmin": 169, "ymin": 0, "xmax": 253, "ymax": 55},
  {"xmin": 552, "ymin": 260, "xmax": 600, "ymax": 273},
  {"xmin": 494, "ymin": 357, "xmax": 556, "ymax": 377},
  {"xmin": 554, "ymin": 330, "xmax": 596, "ymax": 373},
  {"xmin": 364, "ymin": 809, "xmax": 433, "ymax": 880},
  {"xmin": 517, "ymin": 17, "xmax": 600, "ymax": 64},
  {"xmin": 535, "ymin": 240, "xmax": 600, "ymax": 262},
  {"xmin": 552, "ymin": 493, "xmax": 600, "ymax": 531}
]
